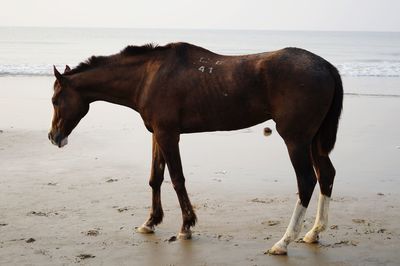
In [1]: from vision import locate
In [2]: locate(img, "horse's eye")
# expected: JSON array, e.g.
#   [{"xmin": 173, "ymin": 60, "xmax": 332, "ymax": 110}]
[{"xmin": 52, "ymin": 98, "xmax": 58, "ymax": 106}]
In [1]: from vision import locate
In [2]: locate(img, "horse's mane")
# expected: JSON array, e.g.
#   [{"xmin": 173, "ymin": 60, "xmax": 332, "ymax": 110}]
[
  {"xmin": 120, "ymin": 43, "xmax": 171, "ymax": 56},
  {"xmin": 66, "ymin": 43, "xmax": 172, "ymax": 75}
]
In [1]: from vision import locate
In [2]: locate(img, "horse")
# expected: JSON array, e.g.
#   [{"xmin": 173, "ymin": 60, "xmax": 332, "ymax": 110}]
[{"xmin": 48, "ymin": 42, "xmax": 343, "ymax": 255}]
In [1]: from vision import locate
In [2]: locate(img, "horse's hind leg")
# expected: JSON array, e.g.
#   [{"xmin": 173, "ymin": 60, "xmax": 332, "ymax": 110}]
[
  {"xmin": 268, "ymin": 141, "xmax": 317, "ymax": 255},
  {"xmin": 137, "ymin": 134, "xmax": 166, "ymax": 233},
  {"xmin": 303, "ymin": 143, "xmax": 336, "ymax": 243}
]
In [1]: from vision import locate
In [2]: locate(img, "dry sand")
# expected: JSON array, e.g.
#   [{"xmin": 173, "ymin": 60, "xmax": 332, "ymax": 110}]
[{"xmin": 1, "ymin": 76, "xmax": 400, "ymax": 265}]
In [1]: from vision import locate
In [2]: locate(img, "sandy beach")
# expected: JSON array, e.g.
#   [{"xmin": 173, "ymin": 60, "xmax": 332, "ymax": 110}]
[{"xmin": 1, "ymin": 76, "xmax": 400, "ymax": 265}]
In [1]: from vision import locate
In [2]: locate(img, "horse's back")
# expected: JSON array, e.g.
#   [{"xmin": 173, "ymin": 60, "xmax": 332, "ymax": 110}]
[
  {"xmin": 146, "ymin": 44, "xmax": 339, "ymax": 136},
  {"xmin": 152, "ymin": 45, "xmax": 273, "ymax": 132}
]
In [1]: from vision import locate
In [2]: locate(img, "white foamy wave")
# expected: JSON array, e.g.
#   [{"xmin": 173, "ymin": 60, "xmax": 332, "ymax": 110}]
[
  {"xmin": 0, "ymin": 64, "xmax": 53, "ymax": 77},
  {"xmin": 1, "ymin": 62, "xmax": 400, "ymax": 78},
  {"xmin": 337, "ymin": 62, "xmax": 400, "ymax": 77}
]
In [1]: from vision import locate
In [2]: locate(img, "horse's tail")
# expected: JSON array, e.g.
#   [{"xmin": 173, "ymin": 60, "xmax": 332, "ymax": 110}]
[{"xmin": 313, "ymin": 64, "xmax": 343, "ymax": 156}]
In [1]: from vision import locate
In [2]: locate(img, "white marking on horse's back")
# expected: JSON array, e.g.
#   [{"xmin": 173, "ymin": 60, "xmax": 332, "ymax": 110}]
[
  {"xmin": 199, "ymin": 57, "xmax": 210, "ymax": 63},
  {"xmin": 198, "ymin": 66, "xmax": 214, "ymax": 74}
]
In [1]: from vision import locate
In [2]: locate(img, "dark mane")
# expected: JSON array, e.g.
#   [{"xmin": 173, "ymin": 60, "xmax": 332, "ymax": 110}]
[
  {"xmin": 66, "ymin": 43, "xmax": 172, "ymax": 75},
  {"xmin": 120, "ymin": 43, "xmax": 171, "ymax": 56},
  {"xmin": 66, "ymin": 56, "xmax": 109, "ymax": 75}
]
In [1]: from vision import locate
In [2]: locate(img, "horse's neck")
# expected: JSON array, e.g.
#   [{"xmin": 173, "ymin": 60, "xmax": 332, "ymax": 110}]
[{"xmin": 73, "ymin": 65, "xmax": 147, "ymax": 111}]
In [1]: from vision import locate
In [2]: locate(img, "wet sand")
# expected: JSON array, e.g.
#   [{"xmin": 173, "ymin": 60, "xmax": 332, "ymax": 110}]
[{"xmin": 1, "ymin": 76, "xmax": 400, "ymax": 265}]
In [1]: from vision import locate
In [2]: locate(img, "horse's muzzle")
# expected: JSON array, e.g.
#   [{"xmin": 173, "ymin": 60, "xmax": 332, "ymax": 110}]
[{"xmin": 48, "ymin": 131, "xmax": 68, "ymax": 148}]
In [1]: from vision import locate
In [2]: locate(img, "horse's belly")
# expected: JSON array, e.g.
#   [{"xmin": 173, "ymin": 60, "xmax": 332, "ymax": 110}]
[{"xmin": 180, "ymin": 104, "xmax": 272, "ymax": 133}]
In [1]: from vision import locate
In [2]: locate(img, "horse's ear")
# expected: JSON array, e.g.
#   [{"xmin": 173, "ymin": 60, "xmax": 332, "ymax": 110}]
[
  {"xmin": 53, "ymin": 65, "xmax": 68, "ymax": 86},
  {"xmin": 64, "ymin": 65, "xmax": 71, "ymax": 73},
  {"xmin": 53, "ymin": 65, "xmax": 63, "ymax": 79}
]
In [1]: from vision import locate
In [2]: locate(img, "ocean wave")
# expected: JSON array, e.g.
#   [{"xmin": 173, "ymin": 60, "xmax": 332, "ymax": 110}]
[
  {"xmin": 1, "ymin": 62, "xmax": 400, "ymax": 78},
  {"xmin": 337, "ymin": 62, "xmax": 400, "ymax": 77},
  {"xmin": 0, "ymin": 64, "xmax": 54, "ymax": 77},
  {"xmin": 344, "ymin": 92, "xmax": 400, "ymax": 98}
]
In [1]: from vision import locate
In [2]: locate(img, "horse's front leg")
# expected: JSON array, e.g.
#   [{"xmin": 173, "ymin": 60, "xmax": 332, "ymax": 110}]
[
  {"xmin": 137, "ymin": 134, "xmax": 166, "ymax": 234},
  {"xmin": 154, "ymin": 130, "xmax": 197, "ymax": 239}
]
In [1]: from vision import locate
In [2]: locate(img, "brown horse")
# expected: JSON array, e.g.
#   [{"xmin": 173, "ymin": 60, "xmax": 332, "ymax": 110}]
[{"xmin": 48, "ymin": 42, "xmax": 343, "ymax": 255}]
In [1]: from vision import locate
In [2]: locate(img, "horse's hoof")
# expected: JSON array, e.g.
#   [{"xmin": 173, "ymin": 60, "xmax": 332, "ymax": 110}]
[
  {"xmin": 136, "ymin": 224, "xmax": 155, "ymax": 234},
  {"xmin": 303, "ymin": 231, "xmax": 319, "ymax": 243},
  {"xmin": 178, "ymin": 230, "xmax": 192, "ymax": 240},
  {"xmin": 266, "ymin": 243, "xmax": 287, "ymax": 255}
]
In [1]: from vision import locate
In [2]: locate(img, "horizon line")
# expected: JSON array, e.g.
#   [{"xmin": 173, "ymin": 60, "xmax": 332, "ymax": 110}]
[{"xmin": 1, "ymin": 25, "xmax": 399, "ymax": 34}]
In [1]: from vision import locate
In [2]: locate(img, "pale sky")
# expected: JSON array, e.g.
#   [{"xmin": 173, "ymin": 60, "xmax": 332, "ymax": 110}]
[{"xmin": 1, "ymin": 0, "xmax": 399, "ymax": 32}]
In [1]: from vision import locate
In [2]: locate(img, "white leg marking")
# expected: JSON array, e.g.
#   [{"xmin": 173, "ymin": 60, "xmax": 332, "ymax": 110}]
[
  {"xmin": 178, "ymin": 229, "xmax": 192, "ymax": 240},
  {"xmin": 303, "ymin": 193, "xmax": 330, "ymax": 243},
  {"xmin": 137, "ymin": 222, "xmax": 155, "ymax": 234},
  {"xmin": 268, "ymin": 199, "xmax": 306, "ymax": 255}
]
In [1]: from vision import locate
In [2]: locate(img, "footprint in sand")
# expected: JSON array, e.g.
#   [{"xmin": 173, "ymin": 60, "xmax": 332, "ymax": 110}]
[
  {"xmin": 262, "ymin": 220, "xmax": 280, "ymax": 226},
  {"xmin": 352, "ymin": 218, "xmax": 366, "ymax": 224},
  {"xmin": 83, "ymin": 229, "xmax": 100, "ymax": 236},
  {"xmin": 76, "ymin": 254, "xmax": 95, "ymax": 261}
]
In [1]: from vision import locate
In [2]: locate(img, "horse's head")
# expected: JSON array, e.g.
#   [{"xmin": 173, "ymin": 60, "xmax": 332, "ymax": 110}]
[{"xmin": 48, "ymin": 66, "xmax": 89, "ymax": 148}]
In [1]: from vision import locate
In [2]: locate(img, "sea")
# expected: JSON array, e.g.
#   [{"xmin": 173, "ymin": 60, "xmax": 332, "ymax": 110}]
[{"xmin": 1, "ymin": 27, "xmax": 400, "ymax": 96}]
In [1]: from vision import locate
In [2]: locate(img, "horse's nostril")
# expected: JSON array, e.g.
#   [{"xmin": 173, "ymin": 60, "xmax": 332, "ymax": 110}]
[
  {"xmin": 54, "ymin": 132, "xmax": 62, "ymax": 144},
  {"xmin": 48, "ymin": 132, "xmax": 52, "ymax": 140}
]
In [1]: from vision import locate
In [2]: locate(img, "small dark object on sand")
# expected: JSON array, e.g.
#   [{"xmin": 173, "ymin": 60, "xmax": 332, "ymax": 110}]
[
  {"xmin": 266, "ymin": 220, "xmax": 280, "ymax": 226},
  {"xmin": 263, "ymin": 127, "xmax": 272, "ymax": 136},
  {"xmin": 85, "ymin": 229, "xmax": 100, "ymax": 236},
  {"xmin": 26, "ymin": 238, "xmax": 36, "ymax": 243},
  {"xmin": 77, "ymin": 254, "xmax": 95, "ymax": 260},
  {"xmin": 28, "ymin": 211, "xmax": 48, "ymax": 217},
  {"xmin": 117, "ymin": 207, "xmax": 128, "ymax": 212},
  {"xmin": 167, "ymin": 236, "xmax": 177, "ymax": 242}
]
